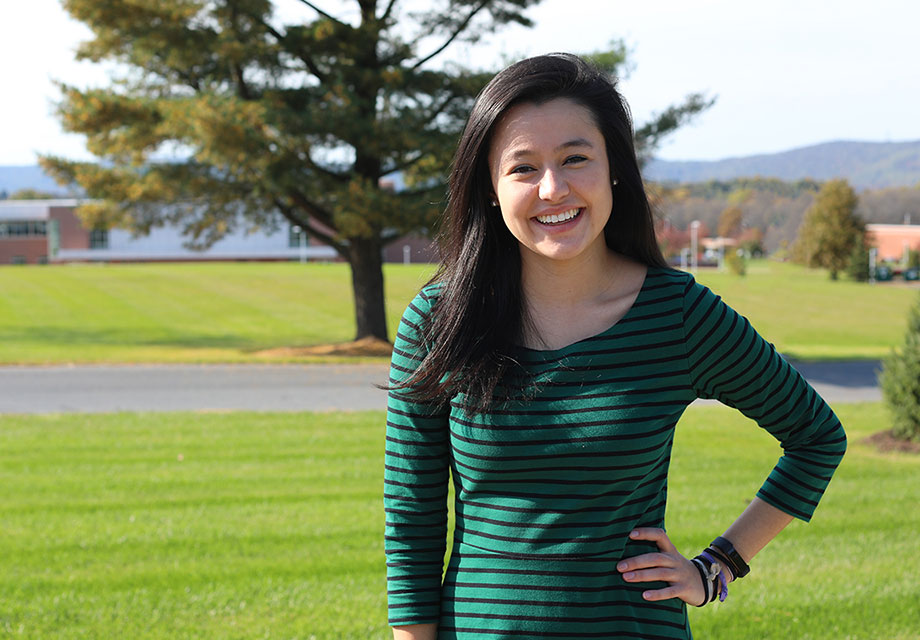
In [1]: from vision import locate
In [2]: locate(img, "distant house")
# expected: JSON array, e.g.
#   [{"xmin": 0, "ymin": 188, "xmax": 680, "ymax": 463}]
[
  {"xmin": 867, "ymin": 223, "xmax": 920, "ymax": 262},
  {"xmin": 701, "ymin": 236, "xmax": 738, "ymax": 259},
  {"xmin": 0, "ymin": 200, "xmax": 435, "ymax": 265}
]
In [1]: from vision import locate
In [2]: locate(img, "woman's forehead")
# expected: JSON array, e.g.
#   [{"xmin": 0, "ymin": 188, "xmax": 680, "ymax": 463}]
[{"xmin": 489, "ymin": 98, "xmax": 602, "ymax": 159}]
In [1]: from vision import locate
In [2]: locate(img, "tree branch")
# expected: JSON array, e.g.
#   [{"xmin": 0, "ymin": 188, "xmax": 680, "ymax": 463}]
[
  {"xmin": 286, "ymin": 187, "xmax": 336, "ymax": 230},
  {"xmin": 382, "ymin": 150, "xmax": 425, "ymax": 176},
  {"xmin": 313, "ymin": 164, "xmax": 350, "ymax": 183},
  {"xmin": 273, "ymin": 197, "xmax": 345, "ymax": 253},
  {"xmin": 381, "ymin": 0, "xmax": 398, "ymax": 22},
  {"xmin": 412, "ymin": 0, "xmax": 491, "ymax": 70},
  {"xmin": 255, "ymin": 15, "xmax": 327, "ymax": 82},
  {"xmin": 295, "ymin": 0, "xmax": 347, "ymax": 26},
  {"xmin": 418, "ymin": 89, "xmax": 459, "ymax": 128}
]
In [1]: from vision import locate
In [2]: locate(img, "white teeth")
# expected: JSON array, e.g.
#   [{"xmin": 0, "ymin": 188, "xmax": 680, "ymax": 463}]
[{"xmin": 536, "ymin": 208, "xmax": 579, "ymax": 224}]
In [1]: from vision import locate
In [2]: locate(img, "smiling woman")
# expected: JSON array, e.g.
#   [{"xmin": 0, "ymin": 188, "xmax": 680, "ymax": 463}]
[
  {"xmin": 488, "ymin": 98, "xmax": 613, "ymax": 267},
  {"xmin": 383, "ymin": 54, "xmax": 846, "ymax": 640}
]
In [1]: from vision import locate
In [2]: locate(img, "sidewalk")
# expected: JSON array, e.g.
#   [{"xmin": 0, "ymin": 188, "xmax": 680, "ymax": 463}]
[{"xmin": 0, "ymin": 360, "xmax": 881, "ymax": 414}]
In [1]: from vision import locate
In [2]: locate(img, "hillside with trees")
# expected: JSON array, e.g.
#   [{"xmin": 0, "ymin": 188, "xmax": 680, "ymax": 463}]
[{"xmin": 645, "ymin": 140, "xmax": 920, "ymax": 190}]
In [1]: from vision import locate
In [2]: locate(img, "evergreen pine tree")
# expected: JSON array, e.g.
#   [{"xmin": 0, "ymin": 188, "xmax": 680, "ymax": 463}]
[{"xmin": 880, "ymin": 293, "xmax": 920, "ymax": 442}]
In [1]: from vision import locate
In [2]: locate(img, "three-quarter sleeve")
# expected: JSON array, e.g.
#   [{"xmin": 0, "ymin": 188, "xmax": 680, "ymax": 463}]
[
  {"xmin": 681, "ymin": 276, "xmax": 847, "ymax": 521},
  {"xmin": 384, "ymin": 288, "xmax": 450, "ymax": 626}
]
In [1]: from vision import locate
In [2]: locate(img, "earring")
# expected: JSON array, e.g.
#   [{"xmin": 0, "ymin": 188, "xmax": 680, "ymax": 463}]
[
  {"xmin": 490, "ymin": 198, "xmax": 499, "ymax": 207},
  {"xmin": 612, "ymin": 178, "xmax": 619, "ymax": 186}
]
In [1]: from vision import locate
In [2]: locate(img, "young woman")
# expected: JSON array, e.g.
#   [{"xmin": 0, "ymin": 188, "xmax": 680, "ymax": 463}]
[{"xmin": 384, "ymin": 53, "xmax": 846, "ymax": 640}]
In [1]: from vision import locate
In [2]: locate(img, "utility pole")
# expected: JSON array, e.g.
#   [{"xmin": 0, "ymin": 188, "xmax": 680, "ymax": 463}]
[{"xmin": 690, "ymin": 220, "xmax": 700, "ymax": 273}]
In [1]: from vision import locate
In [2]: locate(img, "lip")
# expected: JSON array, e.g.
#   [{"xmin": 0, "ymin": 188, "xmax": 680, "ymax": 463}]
[{"xmin": 532, "ymin": 207, "xmax": 583, "ymax": 227}]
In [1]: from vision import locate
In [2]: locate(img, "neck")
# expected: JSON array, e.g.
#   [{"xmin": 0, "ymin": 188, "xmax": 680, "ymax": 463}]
[{"xmin": 519, "ymin": 243, "xmax": 621, "ymax": 309}]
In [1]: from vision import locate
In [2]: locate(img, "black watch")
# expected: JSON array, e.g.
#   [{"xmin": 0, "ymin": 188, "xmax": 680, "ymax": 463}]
[{"xmin": 710, "ymin": 536, "xmax": 751, "ymax": 578}]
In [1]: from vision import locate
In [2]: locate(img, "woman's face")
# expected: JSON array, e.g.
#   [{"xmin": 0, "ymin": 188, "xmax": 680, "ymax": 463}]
[{"xmin": 488, "ymin": 97, "xmax": 613, "ymax": 266}]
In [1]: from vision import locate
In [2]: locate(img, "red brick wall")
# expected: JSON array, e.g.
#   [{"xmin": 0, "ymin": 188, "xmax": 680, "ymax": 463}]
[
  {"xmin": 49, "ymin": 206, "xmax": 90, "ymax": 250},
  {"xmin": 383, "ymin": 234, "xmax": 437, "ymax": 264},
  {"xmin": 0, "ymin": 237, "xmax": 48, "ymax": 264}
]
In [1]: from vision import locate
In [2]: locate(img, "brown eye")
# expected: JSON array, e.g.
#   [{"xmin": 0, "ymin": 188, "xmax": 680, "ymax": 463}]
[{"xmin": 510, "ymin": 165, "xmax": 535, "ymax": 174}]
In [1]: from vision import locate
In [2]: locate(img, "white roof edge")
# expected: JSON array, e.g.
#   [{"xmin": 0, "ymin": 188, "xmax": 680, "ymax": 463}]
[
  {"xmin": 867, "ymin": 223, "xmax": 920, "ymax": 231},
  {"xmin": 0, "ymin": 199, "xmax": 83, "ymax": 207}
]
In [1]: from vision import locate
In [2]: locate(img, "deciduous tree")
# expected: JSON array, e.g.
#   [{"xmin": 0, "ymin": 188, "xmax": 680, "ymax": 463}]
[
  {"xmin": 42, "ymin": 0, "xmax": 711, "ymax": 342},
  {"xmin": 717, "ymin": 205, "xmax": 743, "ymax": 238},
  {"xmin": 793, "ymin": 179, "xmax": 864, "ymax": 280}
]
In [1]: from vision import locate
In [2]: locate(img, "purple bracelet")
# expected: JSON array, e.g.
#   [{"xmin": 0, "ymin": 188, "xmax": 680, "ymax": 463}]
[{"xmin": 700, "ymin": 550, "xmax": 729, "ymax": 602}]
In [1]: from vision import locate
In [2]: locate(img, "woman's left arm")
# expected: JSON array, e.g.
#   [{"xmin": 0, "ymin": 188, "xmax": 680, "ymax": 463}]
[
  {"xmin": 720, "ymin": 495, "xmax": 794, "ymax": 563},
  {"xmin": 617, "ymin": 276, "xmax": 848, "ymax": 606}
]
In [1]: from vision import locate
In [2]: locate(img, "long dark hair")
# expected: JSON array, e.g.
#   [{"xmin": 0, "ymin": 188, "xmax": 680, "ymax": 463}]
[{"xmin": 400, "ymin": 53, "xmax": 667, "ymax": 413}]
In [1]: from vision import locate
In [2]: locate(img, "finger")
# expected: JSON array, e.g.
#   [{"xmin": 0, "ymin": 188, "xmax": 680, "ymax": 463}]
[
  {"xmin": 616, "ymin": 552, "xmax": 675, "ymax": 572},
  {"xmin": 628, "ymin": 528, "xmax": 677, "ymax": 553},
  {"xmin": 641, "ymin": 585, "xmax": 686, "ymax": 602},
  {"xmin": 620, "ymin": 567, "xmax": 681, "ymax": 583}
]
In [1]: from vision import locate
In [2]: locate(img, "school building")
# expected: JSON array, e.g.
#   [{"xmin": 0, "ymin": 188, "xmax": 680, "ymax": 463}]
[{"xmin": 0, "ymin": 199, "xmax": 435, "ymax": 265}]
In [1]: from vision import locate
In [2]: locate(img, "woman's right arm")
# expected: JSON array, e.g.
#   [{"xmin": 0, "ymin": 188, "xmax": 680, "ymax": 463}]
[{"xmin": 384, "ymin": 290, "xmax": 450, "ymax": 635}]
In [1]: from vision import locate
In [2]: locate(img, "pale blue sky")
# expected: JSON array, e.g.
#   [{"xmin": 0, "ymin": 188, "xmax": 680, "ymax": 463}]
[{"xmin": 2, "ymin": 0, "xmax": 918, "ymax": 165}]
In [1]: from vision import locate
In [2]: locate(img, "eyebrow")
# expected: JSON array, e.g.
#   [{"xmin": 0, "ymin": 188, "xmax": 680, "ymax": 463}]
[{"xmin": 507, "ymin": 138, "xmax": 594, "ymax": 160}]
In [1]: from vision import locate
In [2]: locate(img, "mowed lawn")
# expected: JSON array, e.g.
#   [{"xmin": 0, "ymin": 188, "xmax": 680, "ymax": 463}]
[
  {"xmin": 1, "ymin": 404, "xmax": 918, "ymax": 639},
  {"xmin": 0, "ymin": 260, "xmax": 917, "ymax": 364},
  {"xmin": 0, "ymin": 262, "xmax": 434, "ymax": 364}
]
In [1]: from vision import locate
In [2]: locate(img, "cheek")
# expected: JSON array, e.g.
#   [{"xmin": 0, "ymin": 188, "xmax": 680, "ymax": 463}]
[{"xmin": 499, "ymin": 207, "xmax": 519, "ymax": 233}]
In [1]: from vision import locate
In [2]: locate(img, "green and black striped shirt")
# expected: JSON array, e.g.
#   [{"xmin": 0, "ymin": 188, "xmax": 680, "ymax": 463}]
[{"xmin": 384, "ymin": 267, "xmax": 846, "ymax": 638}]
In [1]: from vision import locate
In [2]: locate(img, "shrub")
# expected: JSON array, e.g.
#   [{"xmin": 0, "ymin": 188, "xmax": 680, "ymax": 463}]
[
  {"xmin": 880, "ymin": 293, "xmax": 920, "ymax": 442},
  {"xmin": 724, "ymin": 250, "xmax": 746, "ymax": 276},
  {"xmin": 846, "ymin": 233, "xmax": 870, "ymax": 282},
  {"xmin": 908, "ymin": 248, "xmax": 920, "ymax": 270}
]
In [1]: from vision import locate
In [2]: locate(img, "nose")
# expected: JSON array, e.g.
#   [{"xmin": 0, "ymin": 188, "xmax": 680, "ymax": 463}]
[{"xmin": 538, "ymin": 168, "xmax": 569, "ymax": 202}]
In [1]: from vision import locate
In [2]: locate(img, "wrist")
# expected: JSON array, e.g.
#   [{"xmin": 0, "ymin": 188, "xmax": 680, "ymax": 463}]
[{"xmin": 709, "ymin": 536, "xmax": 750, "ymax": 579}]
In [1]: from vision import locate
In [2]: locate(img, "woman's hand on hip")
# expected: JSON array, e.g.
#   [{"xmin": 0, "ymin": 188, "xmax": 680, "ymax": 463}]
[{"xmin": 616, "ymin": 527, "xmax": 705, "ymax": 606}]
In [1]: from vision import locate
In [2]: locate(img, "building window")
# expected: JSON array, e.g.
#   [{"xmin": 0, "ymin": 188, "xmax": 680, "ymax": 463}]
[
  {"xmin": 11, "ymin": 255, "xmax": 26, "ymax": 264},
  {"xmin": 89, "ymin": 229, "xmax": 109, "ymax": 249},
  {"xmin": 0, "ymin": 221, "xmax": 47, "ymax": 237},
  {"xmin": 289, "ymin": 225, "xmax": 309, "ymax": 248},
  {"xmin": 38, "ymin": 255, "xmax": 49, "ymax": 264}
]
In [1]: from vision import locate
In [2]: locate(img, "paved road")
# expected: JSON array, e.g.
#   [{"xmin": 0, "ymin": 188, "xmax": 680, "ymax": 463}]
[
  {"xmin": 0, "ymin": 359, "xmax": 881, "ymax": 414},
  {"xmin": 0, "ymin": 363, "xmax": 391, "ymax": 414}
]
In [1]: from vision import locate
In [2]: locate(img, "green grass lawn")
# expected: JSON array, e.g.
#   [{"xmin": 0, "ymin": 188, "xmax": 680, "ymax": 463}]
[
  {"xmin": 0, "ymin": 262, "xmax": 434, "ymax": 364},
  {"xmin": 693, "ymin": 261, "xmax": 919, "ymax": 360},
  {"xmin": 1, "ymin": 404, "xmax": 918, "ymax": 639},
  {"xmin": 0, "ymin": 259, "xmax": 916, "ymax": 364}
]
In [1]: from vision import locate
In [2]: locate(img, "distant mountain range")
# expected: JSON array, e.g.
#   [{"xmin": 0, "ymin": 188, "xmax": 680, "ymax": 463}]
[
  {"xmin": 644, "ymin": 140, "xmax": 920, "ymax": 190},
  {"xmin": 0, "ymin": 165, "xmax": 73, "ymax": 197},
  {"xmin": 3, "ymin": 139, "xmax": 920, "ymax": 195}
]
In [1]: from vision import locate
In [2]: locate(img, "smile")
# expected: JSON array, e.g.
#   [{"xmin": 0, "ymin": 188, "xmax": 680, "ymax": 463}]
[{"xmin": 535, "ymin": 208, "xmax": 581, "ymax": 225}]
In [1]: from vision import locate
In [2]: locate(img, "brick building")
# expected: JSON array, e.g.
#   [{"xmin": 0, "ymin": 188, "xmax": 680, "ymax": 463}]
[
  {"xmin": 0, "ymin": 200, "xmax": 435, "ymax": 264},
  {"xmin": 867, "ymin": 223, "xmax": 920, "ymax": 262}
]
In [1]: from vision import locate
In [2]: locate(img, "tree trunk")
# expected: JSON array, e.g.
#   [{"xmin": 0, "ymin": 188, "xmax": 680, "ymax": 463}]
[{"xmin": 347, "ymin": 236, "xmax": 389, "ymax": 342}]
